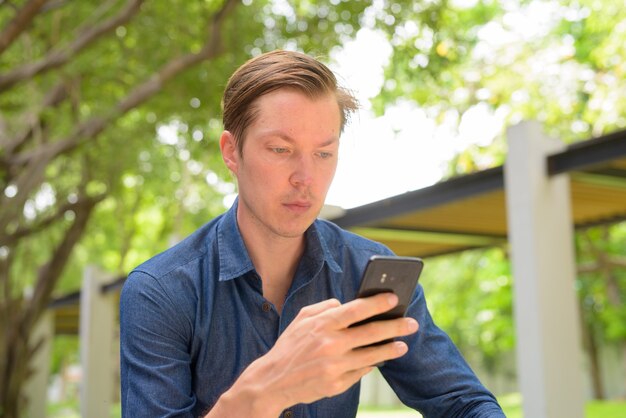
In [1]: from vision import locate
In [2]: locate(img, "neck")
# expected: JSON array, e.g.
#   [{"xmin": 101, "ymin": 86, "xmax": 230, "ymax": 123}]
[{"xmin": 237, "ymin": 214, "xmax": 307, "ymax": 314}]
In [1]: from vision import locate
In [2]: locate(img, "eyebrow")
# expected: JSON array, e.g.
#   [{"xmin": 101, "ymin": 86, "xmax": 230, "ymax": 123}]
[{"xmin": 259, "ymin": 130, "xmax": 339, "ymax": 147}]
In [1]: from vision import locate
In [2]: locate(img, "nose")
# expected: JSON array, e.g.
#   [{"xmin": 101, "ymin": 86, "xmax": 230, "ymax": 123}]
[{"xmin": 289, "ymin": 154, "xmax": 313, "ymax": 188}]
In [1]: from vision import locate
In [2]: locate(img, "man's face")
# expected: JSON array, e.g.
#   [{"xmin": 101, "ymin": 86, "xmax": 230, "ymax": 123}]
[{"xmin": 221, "ymin": 88, "xmax": 341, "ymax": 241}]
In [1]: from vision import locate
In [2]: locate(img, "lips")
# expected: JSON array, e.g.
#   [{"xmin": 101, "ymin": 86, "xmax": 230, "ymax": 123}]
[{"xmin": 283, "ymin": 201, "xmax": 312, "ymax": 213}]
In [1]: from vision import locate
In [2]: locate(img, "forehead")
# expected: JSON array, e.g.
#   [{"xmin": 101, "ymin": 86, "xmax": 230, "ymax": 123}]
[
  {"xmin": 236, "ymin": 89, "xmax": 342, "ymax": 155},
  {"xmin": 250, "ymin": 88, "xmax": 341, "ymax": 131}
]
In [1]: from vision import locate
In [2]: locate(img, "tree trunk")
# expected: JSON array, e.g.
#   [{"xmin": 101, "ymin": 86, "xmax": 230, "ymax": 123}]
[
  {"xmin": 582, "ymin": 227, "xmax": 626, "ymax": 399},
  {"xmin": 1, "ymin": 318, "xmax": 33, "ymax": 418},
  {"xmin": 0, "ymin": 195, "xmax": 98, "ymax": 418},
  {"xmin": 581, "ymin": 305, "xmax": 606, "ymax": 399},
  {"xmin": 601, "ymin": 231, "xmax": 626, "ymax": 398},
  {"xmin": 0, "ymin": 1, "xmax": 239, "ymax": 415}
]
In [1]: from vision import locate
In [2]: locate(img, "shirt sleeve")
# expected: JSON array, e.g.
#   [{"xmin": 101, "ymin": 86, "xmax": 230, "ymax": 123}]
[
  {"xmin": 379, "ymin": 283, "xmax": 506, "ymax": 418},
  {"xmin": 120, "ymin": 270, "xmax": 198, "ymax": 418}
]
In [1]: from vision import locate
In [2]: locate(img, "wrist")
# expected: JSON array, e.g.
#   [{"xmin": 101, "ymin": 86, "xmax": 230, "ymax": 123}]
[{"xmin": 209, "ymin": 365, "xmax": 285, "ymax": 418}]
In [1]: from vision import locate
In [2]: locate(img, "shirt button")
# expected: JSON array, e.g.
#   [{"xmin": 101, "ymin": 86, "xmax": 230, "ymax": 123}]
[
  {"xmin": 284, "ymin": 410, "xmax": 294, "ymax": 418},
  {"xmin": 262, "ymin": 302, "xmax": 271, "ymax": 312}
]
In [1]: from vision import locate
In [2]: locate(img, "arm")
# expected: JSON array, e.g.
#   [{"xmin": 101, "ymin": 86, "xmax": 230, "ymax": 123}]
[
  {"xmin": 121, "ymin": 272, "xmax": 417, "ymax": 417},
  {"xmin": 380, "ymin": 284, "xmax": 506, "ymax": 418},
  {"xmin": 120, "ymin": 271, "xmax": 197, "ymax": 417},
  {"xmin": 205, "ymin": 293, "xmax": 419, "ymax": 417}
]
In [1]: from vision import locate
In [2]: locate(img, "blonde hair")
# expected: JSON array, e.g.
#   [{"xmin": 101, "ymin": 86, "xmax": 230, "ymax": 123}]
[{"xmin": 222, "ymin": 50, "xmax": 358, "ymax": 156}]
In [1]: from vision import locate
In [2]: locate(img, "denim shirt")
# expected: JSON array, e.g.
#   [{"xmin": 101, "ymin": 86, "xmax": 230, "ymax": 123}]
[{"xmin": 120, "ymin": 200, "xmax": 504, "ymax": 418}]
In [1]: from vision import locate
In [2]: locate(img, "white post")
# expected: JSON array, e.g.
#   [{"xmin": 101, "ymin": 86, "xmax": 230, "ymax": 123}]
[
  {"xmin": 359, "ymin": 370, "xmax": 403, "ymax": 407},
  {"xmin": 504, "ymin": 121, "xmax": 584, "ymax": 418},
  {"xmin": 80, "ymin": 266, "xmax": 115, "ymax": 418},
  {"xmin": 24, "ymin": 311, "xmax": 53, "ymax": 418}
]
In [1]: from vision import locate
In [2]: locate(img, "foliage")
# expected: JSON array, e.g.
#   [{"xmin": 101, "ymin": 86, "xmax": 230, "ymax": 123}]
[
  {"xmin": 370, "ymin": 0, "xmax": 625, "ymax": 177},
  {"xmin": 1, "ymin": 0, "xmax": 625, "ymax": 414},
  {"xmin": 45, "ymin": 394, "xmax": 626, "ymax": 418},
  {"xmin": 0, "ymin": 0, "xmax": 370, "ymax": 416},
  {"xmin": 421, "ymin": 247, "xmax": 515, "ymax": 374},
  {"xmin": 577, "ymin": 223, "xmax": 626, "ymax": 343},
  {"xmin": 369, "ymin": 0, "xmax": 626, "ymax": 389}
]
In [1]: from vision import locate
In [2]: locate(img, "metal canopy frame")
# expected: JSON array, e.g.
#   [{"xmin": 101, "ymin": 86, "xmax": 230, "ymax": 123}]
[
  {"xmin": 41, "ymin": 125, "xmax": 626, "ymax": 418},
  {"xmin": 330, "ymin": 128, "xmax": 626, "ymax": 259}
]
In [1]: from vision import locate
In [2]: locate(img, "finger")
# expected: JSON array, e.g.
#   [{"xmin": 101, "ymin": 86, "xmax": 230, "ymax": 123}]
[
  {"xmin": 325, "ymin": 293, "xmax": 399, "ymax": 330},
  {"xmin": 296, "ymin": 365, "xmax": 375, "ymax": 404},
  {"xmin": 350, "ymin": 340, "xmax": 409, "ymax": 368},
  {"xmin": 347, "ymin": 317, "xmax": 419, "ymax": 348},
  {"xmin": 296, "ymin": 298, "xmax": 342, "ymax": 320},
  {"xmin": 332, "ymin": 366, "xmax": 375, "ymax": 395}
]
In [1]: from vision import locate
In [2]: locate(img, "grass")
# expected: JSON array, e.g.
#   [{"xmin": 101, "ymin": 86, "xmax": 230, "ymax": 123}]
[
  {"xmin": 499, "ymin": 392, "xmax": 523, "ymax": 418},
  {"xmin": 356, "ymin": 393, "xmax": 626, "ymax": 417},
  {"xmin": 47, "ymin": 394, "xmax": 626, "ymax": 417},
  {"xmin": 497, "ymin": 393, "xmax": 626, "ymax": 418}
]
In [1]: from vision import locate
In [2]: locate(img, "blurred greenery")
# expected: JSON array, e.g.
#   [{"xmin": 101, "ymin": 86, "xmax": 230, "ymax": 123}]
[
  {"xmin": 421, "ymin": 247, "xmax": 515, "ymax": 375},
  {"xmin": 1, "ymin": 0, "xmax": 625, "ymax": 415},
  {"xmin": 1, "ymin": 1, "xmax": 371, "ymax": 412},
  {"xmin": 46, "ymin": 393, "xmax": 626, "ymax": 417}
]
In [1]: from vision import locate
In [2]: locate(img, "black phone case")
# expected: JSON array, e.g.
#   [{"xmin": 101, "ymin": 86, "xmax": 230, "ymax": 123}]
[{"xmin": 352, "ymin": 255, "xmax": 424, "ymax": 327}]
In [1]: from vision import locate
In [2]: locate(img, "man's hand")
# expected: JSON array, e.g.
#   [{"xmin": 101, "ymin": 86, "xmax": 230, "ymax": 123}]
[{"xmin": 208, "ymin": 293, "xmax": 419, "ymax": 417}]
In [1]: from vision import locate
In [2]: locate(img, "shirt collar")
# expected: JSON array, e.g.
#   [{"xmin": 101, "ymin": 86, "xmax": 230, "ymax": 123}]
[
  {"xmin": 308, "ymin": 221, "xmax": 342, "ymax": 274},
  {"xmin": 216, "ymin": 198, "xmax": 342, "ymax": 282},
  {"xmin": 216, "ymin": 199, "xmax": 255, "ymax": 281}
]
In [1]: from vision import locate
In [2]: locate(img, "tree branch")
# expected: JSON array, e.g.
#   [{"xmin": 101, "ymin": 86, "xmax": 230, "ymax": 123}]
[
  {"xmin": 607, "ymin": 256, "xmax": 626, "ymax": 269},
  {"xmin": 578, "ymin": 228, "xmax": 626, "ymax": 274},
  {"xmin": 0, "ymin": 152, "xmax": 49, "ymax": 238},
  {"xmin": 0, "ymin": 0, "xmax": 144, "ymax": 93},
  {"xmin": 10, "ymin": 0, "xmax": 239, "ymax": 165},
  {"xmin": 115, "ymin": 0, "xmax": 237, "ymax": 114},
  {"xmin": 0, "ymin": 80, "xmax": 70, "ymax": 158},
  {"xmin": 578, "ymin": 257, "xmax": 626, "ymax": 274},
  {"xmin": 2, "ymin": 0, "xmax": 238, "ymax": 237},
  {"xmin": 0, "ymin": 0, "xmax": 50, "ymax": 56},
  {"xmin": 578, "ymin": 262, "xmax": 600, "ymax": 275},
  {"xmin": 0, "ymin": 194, "xmax": 95, "ymax": 247},
  {"xmin": 21, "ymin": 192, "xmax": 104, "ymax": 331}
]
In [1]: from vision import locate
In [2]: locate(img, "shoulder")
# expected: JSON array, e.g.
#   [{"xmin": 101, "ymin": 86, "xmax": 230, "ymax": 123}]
[
  {"xmin": 132, "ymin": 215, "xmax": 221, "ymax": 279},
  {"xmin": 122, "ymin": 214, "xmax": 224, "ymax": 308}
]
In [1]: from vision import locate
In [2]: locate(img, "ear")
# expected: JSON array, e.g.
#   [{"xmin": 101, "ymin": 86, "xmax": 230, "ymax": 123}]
[{"xmin": 220, "ymin": 130, "xmax": 239, "ymax": 175}]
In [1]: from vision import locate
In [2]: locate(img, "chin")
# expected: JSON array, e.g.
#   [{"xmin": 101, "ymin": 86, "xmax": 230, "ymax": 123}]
[{"xmin": 275, "ymin": 220, "xmax": 315, "ymax": 238}]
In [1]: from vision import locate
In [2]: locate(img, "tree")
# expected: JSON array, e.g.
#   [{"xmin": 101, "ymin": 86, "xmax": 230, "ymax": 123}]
[
  {"xmin": 2, "ymin": 0, "xmax": 625, "ymax": 414},
  {"xmin": 576, "ymin": 224, "xmax": 626, "ymax": 399},
  {"xmin": 421, "ymin": 248, "xmax": 515, "ymax": 376},
  {"xmin": 374, "ymin": 0, "xmax": 626, "ymax": 144},
  {"xmin": 0, "ymin": 0, "xmax": 370, "ymax": 415},
  {"xmin": 365, "ymin": 0, "xmax": 625, "ymax": 395},
  {"xmin": 0, "ymin": 1, "xmax": 240, "ymax": 414}
]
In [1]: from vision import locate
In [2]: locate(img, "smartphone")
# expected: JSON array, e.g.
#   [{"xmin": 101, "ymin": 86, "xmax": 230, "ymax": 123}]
[{"xmin": 351, "ymin": 255, "xmax": 424, "ymax": 329}]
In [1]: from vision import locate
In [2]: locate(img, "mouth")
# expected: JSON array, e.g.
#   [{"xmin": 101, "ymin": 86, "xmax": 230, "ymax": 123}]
[{"xmin": 283, "ymin": 201, "xmax": 312, "ymax": 213}]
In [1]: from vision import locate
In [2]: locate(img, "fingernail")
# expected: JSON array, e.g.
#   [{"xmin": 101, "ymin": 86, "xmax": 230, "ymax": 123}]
[
  {"xmin": 394, "ymin": 341, "xmax": 408, "ymax": 355},
  {"xmin": 387, "ymin": 293, "xmax": 398, "ymax": 305},
  {"xmin": 406, "ymin": 318, "xmax": 418, "ymax": 332}
]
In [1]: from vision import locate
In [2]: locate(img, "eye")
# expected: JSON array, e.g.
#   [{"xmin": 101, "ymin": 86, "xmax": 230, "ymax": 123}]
[
  {"xmin": 271, "ymin": 147, "xmax": 289, "ymax": 154},
  {"xmin": 317, "ymin": 151, "xmax": 334, "ymax": 159}
]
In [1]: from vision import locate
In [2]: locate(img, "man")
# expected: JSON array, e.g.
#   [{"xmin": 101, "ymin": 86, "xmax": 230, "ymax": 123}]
[{"xmin": 120, "ymin": 50, "xmax": 505, "ymax": 417}]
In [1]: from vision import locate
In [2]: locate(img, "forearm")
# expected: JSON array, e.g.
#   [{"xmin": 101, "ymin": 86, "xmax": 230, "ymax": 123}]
[
  {"xmin": 203, "ymin": 359, "xmax": 285, "ymax": 418},
  {"xmin": 459, "ymin": 400, "xmax": 506, "ymax": 418},
  {"xmin": 205, "ymin": 389, "xmax": 278, "ymax": 418},
  {"xmin": 206, "ymin": 295, "xmax": 414, "ymax": 417}
]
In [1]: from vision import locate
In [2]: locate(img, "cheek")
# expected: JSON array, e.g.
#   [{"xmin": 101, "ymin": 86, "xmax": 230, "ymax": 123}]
[
  {"xmin": 311, "ymin": 166, "xmax": 337, "ymax": 195},
  {"xmin": 241, "ymin": 160, "xmax": 283, "ymax": 188},
  {"xmin": 324, "ymin": 161, "xmax": 338, "ymax": 183}
]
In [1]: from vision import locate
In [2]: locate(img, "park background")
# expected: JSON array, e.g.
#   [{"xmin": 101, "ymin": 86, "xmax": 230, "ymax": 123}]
[{"xmin": 1, "ymin": 0, "xmax": 625, "ymax": 417}]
